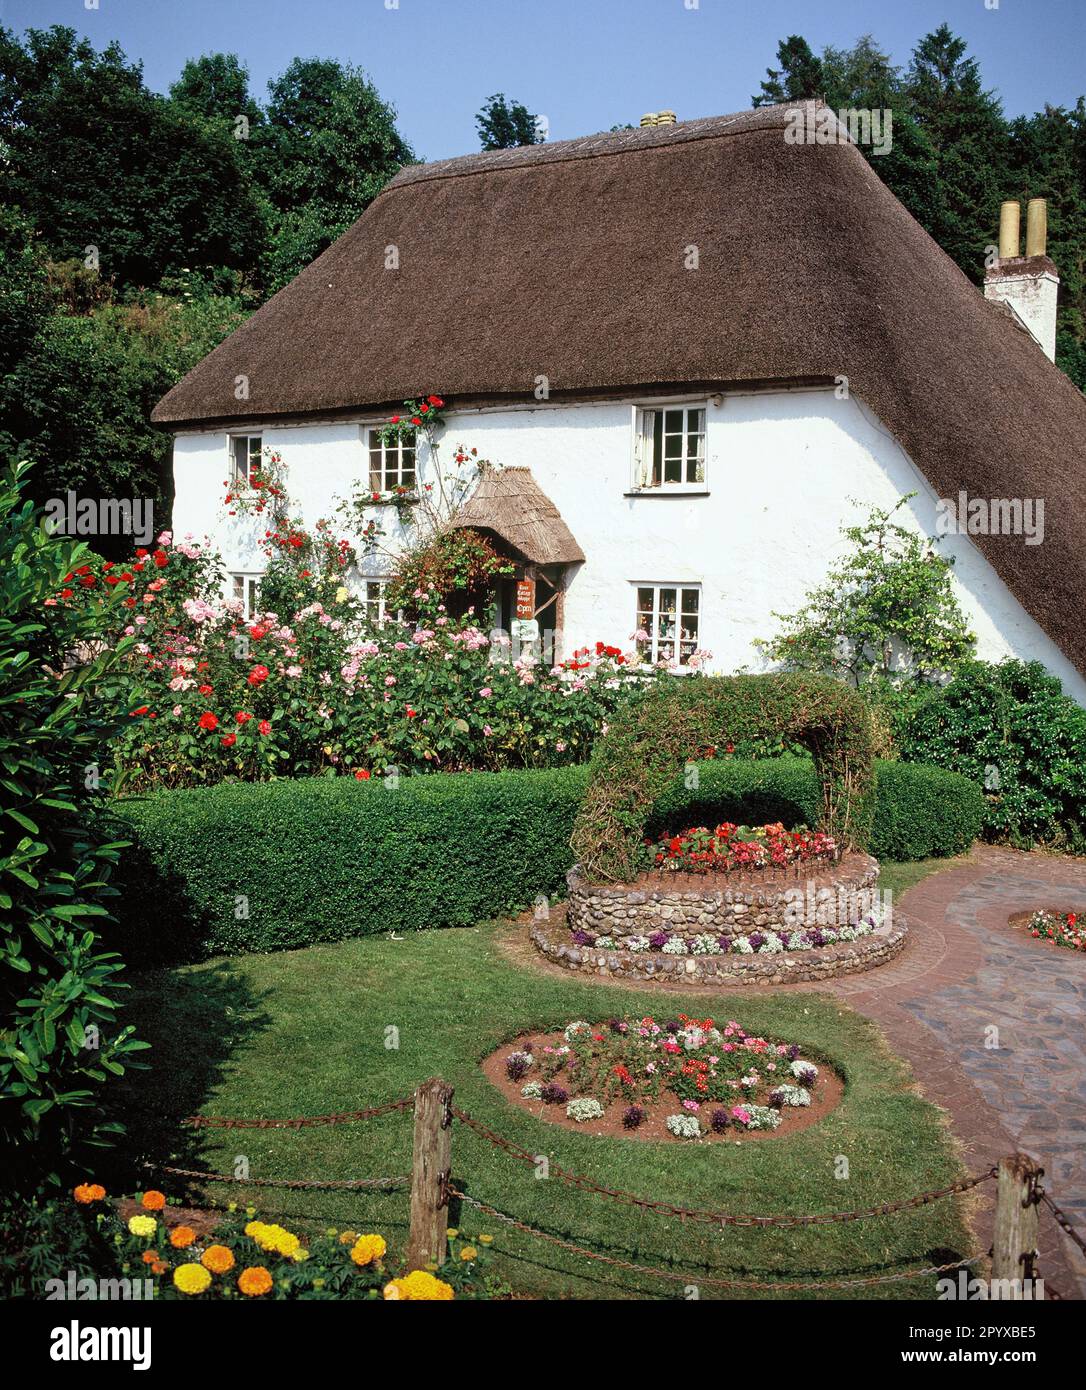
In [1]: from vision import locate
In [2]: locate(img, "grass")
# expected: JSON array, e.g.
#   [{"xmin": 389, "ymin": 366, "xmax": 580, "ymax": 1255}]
[{"xmin": 106, "ymin": 856, "xmax": 973, "ymax": 1301}]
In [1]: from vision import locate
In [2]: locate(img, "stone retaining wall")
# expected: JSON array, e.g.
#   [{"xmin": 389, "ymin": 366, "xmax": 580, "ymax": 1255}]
[
  {"xmin": 566, "ymin": 853, "xmax": 881, "ymax": 938},
  {"xmin": 531, "ymin": 905, "xmax": 908, "ymax": 986}
]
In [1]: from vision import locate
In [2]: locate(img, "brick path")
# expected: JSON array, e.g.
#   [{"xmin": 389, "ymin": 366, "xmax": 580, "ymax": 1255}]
[{"xmin": 838, "ymin": 845, "xmax": 1086, "ymax": 1298}]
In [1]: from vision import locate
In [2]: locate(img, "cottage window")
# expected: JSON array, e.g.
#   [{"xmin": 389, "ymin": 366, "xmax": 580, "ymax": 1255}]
[
  {"xmin": 635, "ymin": 584, "xmax": 701, "ymax": 666},
  {"xmin": 229, "ymin": 435, "xmax": 262, "ymax": 488},
  {"xmin": 634, "ymin": 406, "xmax": 706, "ymax": 489},
  {"xmin": 367, "ymin": 428, "xmax": 416, "ymax": 492},
  {"xmin": 361, "ymin": 577, "xmax": 390, "ymax": 626},
  {"xmin": 230, "ymin": 572, "xmax": 261, "ymax": 619}
]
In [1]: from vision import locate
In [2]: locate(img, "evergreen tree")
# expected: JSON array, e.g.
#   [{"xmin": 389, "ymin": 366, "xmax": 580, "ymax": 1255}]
[{"xmin": 752, "ymin": 36, "xmax": 824, "ymax": 106}]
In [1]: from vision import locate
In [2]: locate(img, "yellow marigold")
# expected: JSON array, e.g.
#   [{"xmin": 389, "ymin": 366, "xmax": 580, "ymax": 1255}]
[
  {"xmin": 253, "ymin": 1224, "xmax": 299, "ymax": 1256},
  {"xmin": 478, "ymin": 1234, "xmax": 493, "ymax": 1245},
  {"xmin": 127, "ymin": 1214, "xmax": 157, "ymax": 1239},
  {"xmin": 141, "ymin": 1190, "xmax": 166, "ymax": 1211},
  {"xmin": 169, "ymin": 1225, "xmax": 196, "ymax": 1249},
  {"xmin": 385, "ymin": 1270, "xmax": 454, "ymax": 1301},
  {"xmin": 173, "ymin": 1263, "xmax": 212, "ymax": 1296},
  {"xmin": 201, "ymin": 1244, "xmax": 235, "ymax": 1274},
  {"xmin": 244, "ymin": 1220, "xmax": 265, "ymax": 1239},
  {"xmin": 237, "ymin": 1266, "xmax": 273, "ymax": 1297},
  {"xmin": 349, "ymin": 1234, "xmax": 387, "ymax": 1267},
  {"xmin": 459, "ymin": 1246, "xmax": 478, "ymax": 1262},
  {"xmin": 446, "ymin": 1227, "xmax": 459, "ymax": 1239},
  {"xmin": 338, "ymin": 1230, "xmax": 358, "ymax": 1245},
  {"xmin": 74, "ymin": 1182, "xmax": 106, "ymax": 1205}
]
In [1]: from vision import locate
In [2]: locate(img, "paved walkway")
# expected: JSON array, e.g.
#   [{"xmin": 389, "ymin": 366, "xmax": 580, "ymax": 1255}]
[{"xmin": 840, "ymin": 845, "xmax": 1086, "ymax": 1297}]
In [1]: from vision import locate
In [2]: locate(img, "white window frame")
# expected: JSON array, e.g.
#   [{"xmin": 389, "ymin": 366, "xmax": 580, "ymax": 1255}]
[
  {"xmin": 633, "ymin": 582, "xmax": 702, "ymax": 667},
  {"xmin": 230, "ymin": 571, "xmax": 262, "ymax": 620},
  {"xmin": 361, "ymin": 576, "xmax": 391, "ymax": 627},
  {"xmin": 366, "ymin": 427, "xmax": 417, "ymax": 493},
  {"xmin": 631, "ymin": 401, "xmax": 707, "ymax": 491},
  {"xmin": 229, "ymin": 434, "xmax": 262, "ymax": 489}
]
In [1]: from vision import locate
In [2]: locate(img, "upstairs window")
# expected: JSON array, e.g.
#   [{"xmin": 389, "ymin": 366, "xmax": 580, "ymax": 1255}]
[
  {"xmin": 368, "ymin": 428, "xmax": 416, "ymax": 493},
  {"xmin": 635, "ymin": 584, "xmax": 701, "ymax": 666},
  {"xmin": 634, "ymin": 405, "xmax": 706, "ymax": 489},
  {"xmin": 230, "ymin": 435, "xmax": 262, "ymax": 488}
]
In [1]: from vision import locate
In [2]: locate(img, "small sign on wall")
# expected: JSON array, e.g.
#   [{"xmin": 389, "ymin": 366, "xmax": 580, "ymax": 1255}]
[{"xmin": 515, "ymin": 578, "xmax": 535, "ymax": 619}]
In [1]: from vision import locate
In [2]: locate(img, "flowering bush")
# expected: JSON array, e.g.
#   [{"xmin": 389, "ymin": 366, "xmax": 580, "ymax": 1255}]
[
  {"xmin": 648, "ymin": 821, "xmax": 839, "ymax": 875},
  {"xmin": 570, "ymin": 904, "xmax": 888, "ymax": 958},
  {"xmin": 57, "ymin": 533, "xmax": 665, "ymax": 789},
  {"xmin": 505, "ymin": 1016, "xmax": 824, "ymax": 1140},
  {"xmin": 45, "ymin": 1185, "xmax": 495, "ymax": 1300},
  {"xmin": 1023, "ymin": 910, "xmax": 1086, "ymax": 952}
]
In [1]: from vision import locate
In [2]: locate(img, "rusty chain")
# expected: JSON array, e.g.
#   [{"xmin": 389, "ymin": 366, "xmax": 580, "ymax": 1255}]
[
  {"xmin": 1040, "ymin": 1191, "xmax": 1086, "ymax": 1257},
  {"xmin": 449, "ymin": 1185, "xmax": 983, "ymax": 1293},
  {"xmin": 181, "ymin": 1096, "xmax": 415, "ymax": 1130},
  {"xmin": 141, "ymin": 1161, "xmax": 409, "ymax": 1191},
  {"xmin": 451, "ymin": 1104, "xmax": 996, "ymax": 1228}
]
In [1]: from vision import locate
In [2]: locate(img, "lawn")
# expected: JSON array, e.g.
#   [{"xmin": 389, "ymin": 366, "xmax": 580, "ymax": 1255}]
[{"xmin": 106, "ymin": 859, "xmax": 974, "ymax": 1300}]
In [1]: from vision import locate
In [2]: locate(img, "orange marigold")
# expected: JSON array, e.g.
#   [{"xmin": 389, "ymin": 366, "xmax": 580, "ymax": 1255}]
[
  {"xmin": 141, "ymin": 1190, "xmax": 166, "ymax": 1211},
  {"xmin": 237, "ymin": 1266, "xmax": 273, "ymax": 1297},
  {"xmin": 201, "ymin": 1244, "xmax": 235, "ymax": 1274},
  {"xmin": 141, "ymin": 1250, "xmax": 158, "ymax": 1266},
  {"xmin": 169, "ymin": 1225, "xmax": 197, "ymax": 1249},
  {"xmin": 73, "ymin": 1183, "xmax": 106, "ymax": 1205}
]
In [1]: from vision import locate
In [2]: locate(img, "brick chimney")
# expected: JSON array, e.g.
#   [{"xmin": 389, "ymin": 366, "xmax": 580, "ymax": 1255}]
[{"xmin": 983, "ymin": 199, "xmax": 1059, "ymax": 361}]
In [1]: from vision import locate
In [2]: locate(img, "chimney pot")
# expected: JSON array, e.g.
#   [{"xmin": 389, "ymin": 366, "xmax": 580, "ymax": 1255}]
[
  {"xmin": 1026, "ymin": 197, "xmax": 1047, "ymax": 258},
  {"xmin": 998, "ymin": 201, "xmax": 1020, "ymax": 260},
  {"xmin": 640, "ymin": 113, "xmax": 657, "ymax": 127}
]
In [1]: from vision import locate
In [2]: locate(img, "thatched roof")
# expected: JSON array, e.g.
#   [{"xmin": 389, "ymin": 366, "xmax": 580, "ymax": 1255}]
[
  {"xmin": 451, "ymin": 467, "xmax": 584, "ymax": 565},
  {"xmin": 154, "ymin": 101, "xmax": 1086, "ymax": 677}
]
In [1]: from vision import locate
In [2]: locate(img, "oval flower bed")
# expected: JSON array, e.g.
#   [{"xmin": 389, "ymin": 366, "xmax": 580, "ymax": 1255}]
[
  {"xmin": 1008, "ymin": 909, "xmax": 1086, "ymax": 953},
  {"xmin": 481, "ymin": 1015, "xmax": 842, "ymax": 1143}
]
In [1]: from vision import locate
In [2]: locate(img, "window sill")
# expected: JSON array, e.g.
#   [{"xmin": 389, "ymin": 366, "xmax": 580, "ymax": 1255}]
[{"xmin": 624, "ymin": 488, "xmax": 710, "ymax": 498}]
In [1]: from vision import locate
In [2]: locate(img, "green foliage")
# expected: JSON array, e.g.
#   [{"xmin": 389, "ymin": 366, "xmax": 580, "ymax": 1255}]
[
  {"xmin": 900, "ymin": 659, "xmax": 1086, "ymax": 849},
  {"xmin": 112, "ymin": 753, "xmax": 978, "ymax": 964},
  {"xmin": 752, "ymin": 35, "xmax": 824, "ymax": 106},
  {"xmin": 756, "ymin": 495, "xmax": 976, "ymax": 686},
  {"xmin": 0, "ymin": 209, "xmax": 51, "ymax": 380},
  {"xmin": 475, "ymin": 92, "xmax": 542, "ymax": 150},
  {"xmin": 0, "ymin": 462, "xmax": 148, "ymax": 1188}
]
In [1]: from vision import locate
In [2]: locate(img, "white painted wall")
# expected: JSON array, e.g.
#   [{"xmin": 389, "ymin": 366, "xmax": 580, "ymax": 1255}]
[
  {"xmin": 170, "ymin": 387, "xmax": 1086, "ymax": 704},
  {"xmin": 984, "ymin": 268, "xmax": 1059, "ymax": 362}
]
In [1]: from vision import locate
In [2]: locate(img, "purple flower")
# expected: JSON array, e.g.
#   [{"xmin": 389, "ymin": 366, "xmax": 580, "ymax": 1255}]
[
  {"xmin": 748, "ymin": 932, "xmax": 765, "ymax": 951},
  {"xmin": 540, "ymin": 1083, "xmax": 568, "ymax": 1105},
  {"xmin": 787, "ymin": 1044, "xmax": 801, "ymax": 1061},
  {"xmin": 664, "ymin": 1020, "xmax": 681, "ymax": 1034},
  {"xmin": 608, "ymin": 1018, "xmax": 624, "ymax": 1033},
  {"xmin": 806, "ymin": 929, "xmax": 826, "ymax": 949},
  {"xmin": 710, "ymin": 1108, "xmax": 731, "ymax": 1133},
  {"xmin": 570, "ymin": 929, "xmax": 596, "ymax": 946},
  {"xmin": 649, "ymin": 931, "xmax": 669, "ymax": 950},
  {"xmin": 717, "ymin": 935, "xmax": 732, "ymax": 953},
  {"xmin": 796, "ymin": 1065, "xmax": 818, "ymax": 1088},
  {"xmin": 768, "ymin": 1087, "xmax": 785, "ymax": 1109},
  {"xmin": 505, "ymin": 1053, "xmax": 530, "ymax": 1082},
  {"xmin": 622, "ymin": 1105, "xmax": 646, "ymax": 1130}
]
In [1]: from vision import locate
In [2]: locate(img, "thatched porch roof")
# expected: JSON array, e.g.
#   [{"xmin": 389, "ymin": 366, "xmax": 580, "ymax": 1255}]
[{"xmin": 451, "ymin": 467, "xmax": 584, "ymax": 566}]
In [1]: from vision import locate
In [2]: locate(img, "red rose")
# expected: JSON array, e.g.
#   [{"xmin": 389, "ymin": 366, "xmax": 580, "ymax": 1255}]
[
  {"xmin": 410, "ymin": 415, "xmax": 422, "ymax": 426},
  {"xmin": 221, "ymin": 733, "xmax": 237, "ymax": 748},
  {"xmin": 257, "ymin": 720, "xmax": 271, "ymax": 736},
  {"xmin": 390, "ymin": 414, "xmax": 400, "ymax": 424},
  {"xmin": 79, "ymin": 575, "xmax": 96, "ymax": 587},
  {"xmin": 123, "ymin": 597, "xmax": 137, "ymax": 608},
  {"xmin": 235, "ymin": 711, "xmax": 252, "ymax": 724},
  {"xmin": 152, "ymin": 550, "xmax": 168, "ymax": 568},
  {"xmin": 427, "ymin": 395, "xmax": 443, "ymax": 407},
  {"xmin": 419, "ymin": 402, "xmax": 429, "ymax": 413},
  {"xmin": 135, "ymin": 548, "xmax": 148, "ymax": 558},
  {"xmin": 61, "ymin": 588, "xmax": 73, "ymax": 599},
  {"xmin": 354, "ymin": 769, "xmax": 371, "ymax": 780},
  {"xmin": 129, "ymin": 706, "xmax": 149, "ymax": 717},
  {"xmin": 198, "ymin": 683, "xmax": 213, "ymax": 696},
  {"xmin": 198, "ymin": 711, "xmax": 218, "ymax": 731},
  {"xmin": 405, "ymin": 707, "xmax": 418, "ymax": 718},
  {"xmin": 247, "ymin": 664, "xmax": 270, "ymax": 686}
]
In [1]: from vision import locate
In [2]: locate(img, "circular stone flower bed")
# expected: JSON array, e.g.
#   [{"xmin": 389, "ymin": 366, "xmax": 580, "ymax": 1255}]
[
  {"xmin": 1006, "ymin": 909, "xmax": 1086, "ymax": 954},
  {"xmin": 481, "ymin": 1016, "xmax": 843, "ymax": 1143}
]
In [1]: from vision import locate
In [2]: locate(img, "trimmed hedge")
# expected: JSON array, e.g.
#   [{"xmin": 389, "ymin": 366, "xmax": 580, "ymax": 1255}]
[
  {"xmin": 570, "ymin": 674, "xmax": 877, "ymax": 881},
  {"xmin": 111, "ymin": 756, "xmax": 983, "ymax": 964}
]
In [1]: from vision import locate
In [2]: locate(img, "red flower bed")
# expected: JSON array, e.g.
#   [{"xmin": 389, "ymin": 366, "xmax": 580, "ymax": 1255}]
[{"xmin": 649, "ymin": 821, "xmax": 838, "ymax": 875}]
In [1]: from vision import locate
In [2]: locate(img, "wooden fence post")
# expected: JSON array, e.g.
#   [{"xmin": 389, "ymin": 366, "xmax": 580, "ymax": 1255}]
[
  {"xmin": 992, "ymin": 1153, "xmax": 1042, "ymax": 1295},
  {"xmin": 406, "ymin": 1077, "xmax": 454, "ymax": 1271}
]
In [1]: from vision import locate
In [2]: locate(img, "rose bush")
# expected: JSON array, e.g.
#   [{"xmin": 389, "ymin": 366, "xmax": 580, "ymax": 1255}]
[{"xmin": 60, "ymin": 531, "xmax": 667, "ymax": 790}]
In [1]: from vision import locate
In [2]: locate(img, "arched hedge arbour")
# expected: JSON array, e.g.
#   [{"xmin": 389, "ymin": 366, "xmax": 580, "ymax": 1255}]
[{"xmin": 571, "ymin": 673, "xmax": 877, "ymax": 883}]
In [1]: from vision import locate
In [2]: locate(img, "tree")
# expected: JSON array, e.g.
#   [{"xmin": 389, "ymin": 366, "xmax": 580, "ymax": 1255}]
[
  {"xmin": 756, "ymin": 496, "xmax": 976, "ymax": 687},
  {"xmin": 752, "ymin": 36, "xmax": 824, "ymax": 107},
  {"xmin": 0, "ymin": 26, "xmax": 265, "ymax": 293},
  {"xmin": 475, "ymin": 93, "xmax": 541, "ymax": 150},
  {"xmin": 168, "ymin": 51, "xmax": 263, "ymax": 132},
  {"xmin": 254, "ymin": 57, "xmax": 413, "ymax": 289}
]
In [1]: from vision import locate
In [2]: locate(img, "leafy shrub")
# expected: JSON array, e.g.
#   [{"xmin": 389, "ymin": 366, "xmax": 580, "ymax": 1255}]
[
  {"xmin": 0, "ymin": 462, "xmax": 147, "ymax": 1188},
  {"xmin": 900, "ymin": 659, "xmax": 1086, "ymax": 849},
  {"xmin": 112, "ymin": 755, "xmax": 980, "ymax": 963},
  {"xmin": 570, "ymin": 673, "xmax": 877, "ymax": 882}
]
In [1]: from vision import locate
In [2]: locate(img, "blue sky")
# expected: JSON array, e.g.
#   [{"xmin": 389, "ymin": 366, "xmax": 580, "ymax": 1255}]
[{"xmin": 4, "ymin": 0, "xmax": 1085, "ymax": 162}]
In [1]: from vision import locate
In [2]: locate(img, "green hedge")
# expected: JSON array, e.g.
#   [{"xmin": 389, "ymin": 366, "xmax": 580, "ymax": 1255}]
[{"xmin": 111, "ymin": 756, "xmax": 983, "ymax": 963}]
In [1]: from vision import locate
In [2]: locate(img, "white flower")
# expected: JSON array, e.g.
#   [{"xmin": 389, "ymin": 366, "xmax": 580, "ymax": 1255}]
[
  {"xmin": 666, "ymin": 1114, "xmax": 701, "ymax": 1140},
  {"xmin": 566, "ymin": 1098, "xmax": 604, "ymax": 1123},
  {"xmin": 661, "ymin": 937, "xmax": 688, "ymax": 955}
]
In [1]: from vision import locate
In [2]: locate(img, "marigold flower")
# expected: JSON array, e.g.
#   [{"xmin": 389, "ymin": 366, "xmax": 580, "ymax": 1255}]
[
  {"xmin": 127, "ymin": 1214, "xmax": 157, "ymax": 1238},
  {"xmin": 201, "ymin": 1244, "xmax": 235, "ymax": 1274},
  {"xmin": 459, "ymin": 1245, "xmax": 478, "ymax": 1262},
  {"xmin": 478, "ymin": 1233, "xmax": 493, "ymax": 1245},
  {"xmin": 173, "ymin": 1262, "xmax": 211, "ymax": 1295},
  {"xmin": 169, "ymin": 1225, "xmax": 197, "ymax": 1249},
  {"xmin": 238, "ymin": 1266, "xmax": 273, "ymax": 1296},
  {"xmin": 383, "ymin": 1270, "xmax": 454, "ymax": 1301},
  {"xmin": 73, "ymin": 1183, "xmax": 105, "ymax": 1205},
  {"xmin": 349, "ymin": 1233, "xmax": 387, "ymax": 1266},
  {"xmin": 338, "ymin": 1230, "xmax": 358, "ymax": 1245},
  {"xmin": 142, "ymin": 1250, "xmax": 158, "ymax": 1265},
  {"xmin": 141, "ymin": 1190, "xmax": 166, "ymax": 1211}
]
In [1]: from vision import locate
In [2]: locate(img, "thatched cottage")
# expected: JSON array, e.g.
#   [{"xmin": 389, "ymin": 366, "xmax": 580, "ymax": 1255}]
[{"xmin": 154, "ymin": 101, "xmax": 1086, "ymax": 701}]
